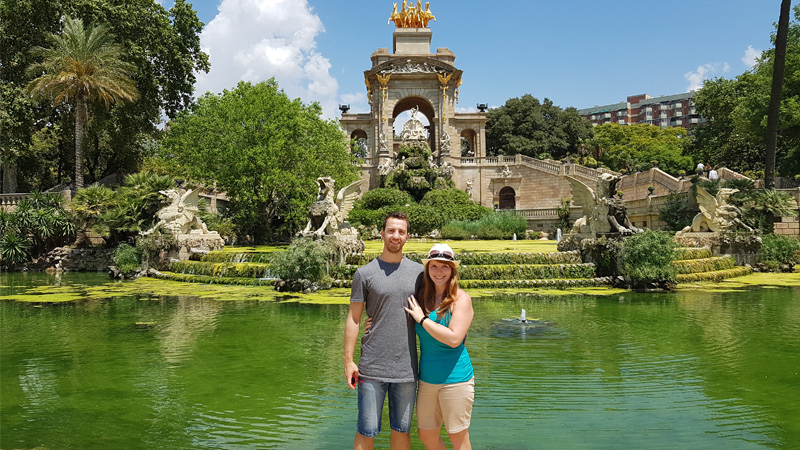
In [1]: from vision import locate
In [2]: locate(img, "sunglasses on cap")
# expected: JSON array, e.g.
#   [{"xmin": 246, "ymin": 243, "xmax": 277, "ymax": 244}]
[{"xmin": 428, "ymin": 250, "xmax": 454, "ymax": 261}]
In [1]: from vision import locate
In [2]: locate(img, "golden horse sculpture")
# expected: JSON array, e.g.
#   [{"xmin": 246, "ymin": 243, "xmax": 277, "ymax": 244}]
[{"xmin": 388, "ymin": 1, "xmax": 436, "ymax": 28}]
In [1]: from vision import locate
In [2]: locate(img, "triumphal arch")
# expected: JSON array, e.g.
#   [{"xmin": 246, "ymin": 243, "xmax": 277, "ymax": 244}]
[{"xmin": 340, "ymin": 3, "xmax": 616, "ymax": 230}]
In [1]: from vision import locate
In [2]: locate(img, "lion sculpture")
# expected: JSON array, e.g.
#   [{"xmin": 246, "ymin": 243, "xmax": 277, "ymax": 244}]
[
  {"xmin": 567, "ymin": 173, "xmax": 640, "ymax": 235},
  {"xmin": 300, "ymin": 177, "xmax": 362, "ymax": 239}
]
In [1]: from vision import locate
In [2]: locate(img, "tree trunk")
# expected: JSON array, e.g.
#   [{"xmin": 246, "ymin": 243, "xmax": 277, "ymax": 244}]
[
  {"xmin": 765, "ymin": 0, "xmax": 791, "ymax": 190},
  {"xmin": 74, "ymin": 97, "xmax": 87, "ymax": 189}
]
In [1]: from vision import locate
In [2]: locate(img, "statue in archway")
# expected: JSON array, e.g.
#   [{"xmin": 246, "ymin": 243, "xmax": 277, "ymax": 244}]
[{"xmin": 401, "ymin": 105, "xmax": 428, "ymax": 142}]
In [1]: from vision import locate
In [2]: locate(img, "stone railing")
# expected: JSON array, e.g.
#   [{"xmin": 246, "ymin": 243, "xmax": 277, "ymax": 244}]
[
  {"xmin": 512, "ymin": 206, "xmax": 583, "ymax": 219},
  {"xmin": 517, "ymin": 155, "xmax": 562, "ymax": 176},
  {"xmin": 1, "ymin": 193, "xmax": 33, "ymax": 211}
]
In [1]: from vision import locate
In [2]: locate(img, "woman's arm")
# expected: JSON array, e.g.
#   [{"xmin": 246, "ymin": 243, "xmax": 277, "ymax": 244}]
[{"xmin": 405, "ymin": 290, "xmax": 473, "ymax": 348}]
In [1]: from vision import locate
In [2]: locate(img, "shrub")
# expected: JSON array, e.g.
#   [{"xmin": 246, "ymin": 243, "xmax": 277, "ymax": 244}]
[
  {"xmin": 356, "ymin": 187, "xmax": 413, "ymax": 210},
  {"xmin": 420, "ymin": 188, "xmax": 471, "ymax": 208},
  {"xmin": 397, "ymin": 204, "xmax": 445, "ymax": 235},
  {"xmin": 761, "ymin": 234, "xmax": 800, "ymax": 266},
  {"xmin": 270, "ymin": 238, "xmax": 333, "ymax": 282},
  {"xmin": 112, "ymin": 243, "xmax": 143, "ymax": 275},
  {"xmin": 620, "ymin": 230, "xmax": 676, "ymax": 289},
  {"xmin": 440, "ymin": 223, "xmax": 471, "ymax": 240},
  {"xmin": 0, "ymin": 232, "xmax": 30, "ymax": 266},
  {"xmin": 476, "ymin": 225, "xmax": 504, "ymax": 239},
  {"xmin": 348, "ymin": 208, "xmax": 386, "ymax": 228},
  {"xmin": 659, "ymin": 193, "xmax": 692, "ymax": 231}
]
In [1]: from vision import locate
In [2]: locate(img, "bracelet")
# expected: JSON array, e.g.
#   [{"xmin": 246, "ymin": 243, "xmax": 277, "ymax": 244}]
[{"xmin": 419, "ymin": 316, "xmax": 428, "ymax": 326}]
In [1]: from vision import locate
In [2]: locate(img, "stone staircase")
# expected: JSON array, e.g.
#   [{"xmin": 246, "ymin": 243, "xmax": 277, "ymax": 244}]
[{"xmin": 152, "ymin": 247, "xmax": 752, "ymax": 288}]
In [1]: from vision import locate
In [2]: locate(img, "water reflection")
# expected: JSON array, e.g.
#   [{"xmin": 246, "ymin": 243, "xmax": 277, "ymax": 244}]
[{"xmin": 1, "ymin": 275, "xmax": 798, "ymax": 449}]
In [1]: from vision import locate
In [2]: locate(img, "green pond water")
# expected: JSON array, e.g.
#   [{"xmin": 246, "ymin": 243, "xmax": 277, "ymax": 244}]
[{"xmin": 1, "ymin": 273, "xmax": 799, "ymax": 449}]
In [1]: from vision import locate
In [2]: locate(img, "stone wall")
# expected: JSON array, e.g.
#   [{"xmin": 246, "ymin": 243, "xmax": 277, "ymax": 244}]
[
  {"xmin": 775, "ymin": 215, "xmax": 800, "ymax": 241},
  {"xmin": 36, "ymin": 247, "xmax": 114, "ymax": 272}
]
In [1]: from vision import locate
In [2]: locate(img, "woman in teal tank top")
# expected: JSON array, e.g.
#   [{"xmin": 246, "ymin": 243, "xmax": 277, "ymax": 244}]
[{"xmin": 404, "ymin": 243, "xmax": 474, "ymax": 450}]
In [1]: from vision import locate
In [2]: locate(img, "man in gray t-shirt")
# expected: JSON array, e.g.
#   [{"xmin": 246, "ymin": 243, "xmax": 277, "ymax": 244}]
[{"xmin": 344, "ymin": 212, "xmax": 423, "ymax": 450}]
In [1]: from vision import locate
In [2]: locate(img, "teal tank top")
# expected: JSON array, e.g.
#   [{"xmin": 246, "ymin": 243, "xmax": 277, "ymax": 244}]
[{"xmin": 416, "ymin": 309, "xmax": 474, "ymax": 384}]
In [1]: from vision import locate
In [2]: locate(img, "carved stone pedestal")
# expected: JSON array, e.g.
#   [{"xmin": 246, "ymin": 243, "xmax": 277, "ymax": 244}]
[
  {"xmin": 172, "ymin": 230, "xmax": 224, "ymax": 260},
  {"xmin": 673, "ymin": 232, "xmax": 761, "ymax": 266}
]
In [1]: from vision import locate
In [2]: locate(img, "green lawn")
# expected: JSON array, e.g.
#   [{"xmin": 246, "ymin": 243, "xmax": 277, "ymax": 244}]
[
  {"xmin": 365, "ymin": 238, "xmax": 559, "ymax": 254},
  {"xmin": 220, "ymin": 239, "xmax": 559, "ymax": 255}
]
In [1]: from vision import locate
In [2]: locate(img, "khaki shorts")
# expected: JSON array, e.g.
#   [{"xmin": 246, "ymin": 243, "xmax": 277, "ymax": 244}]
[{"xmin": 416, "ymin": 377, "xmax": 474, "ymax": 434}]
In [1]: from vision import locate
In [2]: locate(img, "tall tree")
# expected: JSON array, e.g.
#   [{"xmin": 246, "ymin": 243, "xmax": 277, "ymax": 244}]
[
  {"xmin": 0, "ymin": 0, "xmax": 209, "ymax": 192},
  {"xmin": 26, "ymin": 16, "xmax": 139, "ymax": 189},
  {"xmin": 485, "ymin": 95, "xmax": 593, "ymax": 159},
  {"xmin": 159, "ymin": 80, "xmax": 360, "ymax": 242},
  {"xmin": 765, "ymin": 0, "xmax": 792, "ymax": 189},
  {"xmin": 588, "ymin": 123, "xmax": 693, "ymax": 175}
]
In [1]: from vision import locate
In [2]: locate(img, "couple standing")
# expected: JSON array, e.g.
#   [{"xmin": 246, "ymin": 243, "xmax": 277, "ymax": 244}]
[{"xmin": 343, "ymin": 212, "xmax": 475, "ymax": 450}]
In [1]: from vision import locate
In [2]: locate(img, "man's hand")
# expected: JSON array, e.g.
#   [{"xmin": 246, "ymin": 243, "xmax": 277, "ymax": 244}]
[{"xmin": 345, "ymin": 360, "xmax": 360, "ymax": 389}]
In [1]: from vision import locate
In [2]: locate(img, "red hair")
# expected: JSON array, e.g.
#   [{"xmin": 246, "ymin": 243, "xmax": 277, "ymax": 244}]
[{"xmin": 419, "ymin": 261, "xmax": 459, "ymax": 320}]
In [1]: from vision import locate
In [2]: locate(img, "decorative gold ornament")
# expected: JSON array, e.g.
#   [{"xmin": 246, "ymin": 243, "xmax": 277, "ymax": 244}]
[
  {"xmin": 377, "ymin": 73, "xmax": 392, "ymax": 124},
  {"xmin": 438, "ymin": 72, "xmax": 451, "ymax": 123},
  {"xmin": 365, "ymin": 76, "xmax": 373, "ymax": 107},
  {"xmin": 388, "ymin": 1, "xmax": 435, "ymax": 28},
  {"xmin": 455, "ymin": 77, "xmax": 462, "ymax": 104}
]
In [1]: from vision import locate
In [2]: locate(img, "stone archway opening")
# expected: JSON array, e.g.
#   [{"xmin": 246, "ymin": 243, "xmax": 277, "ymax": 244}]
[
  {"xmin": 392, "ymin": 96, "xmax": 436, "ymax": 152},
  {"xmin": 350, "ymin": 130, "xmax": 368, "ymax": 159},
  {"xmin": 499, "ymin": 186, "xmax": 516, "ymax": 209}
]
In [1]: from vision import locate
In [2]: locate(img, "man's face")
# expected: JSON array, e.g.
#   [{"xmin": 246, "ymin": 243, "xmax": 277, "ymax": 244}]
[{"xmin": 381, "ymin": 217, "xmax": 409, "ymax": 253}]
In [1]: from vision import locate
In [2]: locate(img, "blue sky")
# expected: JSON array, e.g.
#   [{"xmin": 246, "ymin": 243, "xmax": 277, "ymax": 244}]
[{"xmin": 161, "ymin": 0, "xmax": 790, "ymax": 119}]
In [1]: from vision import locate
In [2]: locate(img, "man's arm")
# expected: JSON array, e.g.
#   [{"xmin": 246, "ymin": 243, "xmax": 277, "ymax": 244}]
[{"xmin": 344, "ymin": 301, "xmax": 364, "ymax": 389}]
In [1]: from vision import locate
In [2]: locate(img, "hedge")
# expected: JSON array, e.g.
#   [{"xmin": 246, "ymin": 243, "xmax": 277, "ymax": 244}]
[
  {"xmin": 673, "ymin": 248, "xmax": 713, "ymax": 261},
  {"xmin": 676, "ymin": 266, "xmax": 752, "ymax": 283},
  {"xmin": 671, "ymin": 256, "xmax": 736, "ymax": 275},
  {"xmin": 457, "ymin": 264, "xmax": 596, "ymax": 280},
  {"xmin": 345, "ymin": 251, "xmax": 582, "ymax": 266},
  {"xmin": 332, "ymin": 262, "xmax": 596, "ymax": 280},
  {"xmin": 169, "ymin": 261, "xmax": 273, "ymax": 278},
  {"xmin": 461, "ymin": 277, "xmax": 612, "ymax": 288}
]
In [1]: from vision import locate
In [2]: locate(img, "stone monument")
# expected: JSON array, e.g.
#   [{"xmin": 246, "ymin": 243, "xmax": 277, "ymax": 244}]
[
  {"xmin": 299, "ymin": 176, "xmax": 365, "ymax": 259},
  {"xmin": 141, "ymin": 188, "xmax": 224, "ymax": 259}
]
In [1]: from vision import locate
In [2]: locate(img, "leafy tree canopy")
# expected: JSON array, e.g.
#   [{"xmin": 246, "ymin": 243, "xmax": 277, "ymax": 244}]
[
  {"xmin": 691, "ymin": 5, "xmax": 800, "ymax": 179},
  {"xmin": 0, "ymin": 0, "xmax": 209, "ymax": 191},
  {"xmin": 158, "ymin": 80, "xmax": 359, "ymax": 243},
  {"xmin": 587, "ymin": 123, "xmax": 693, "ymax": 175},
  {"xmin": 485, "ymin": 94, "xmax": 593, "ymax": 159}
]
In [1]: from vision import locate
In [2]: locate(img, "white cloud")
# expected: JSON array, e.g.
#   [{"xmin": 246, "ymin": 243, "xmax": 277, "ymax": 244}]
[
  {"xmin": 455, "ymin": 106, "xmax": 477, "ymax": 113},
  {"xmin": 742, "ymin": 45, "xmax": 761, "ymax": 68},
  {"xmin": 195, "ymin": 0, "xmax": 340, "ymax": 118},
  {"xmin": 684, "ymin": 62, "xmax": 731, "ymax": 91}
]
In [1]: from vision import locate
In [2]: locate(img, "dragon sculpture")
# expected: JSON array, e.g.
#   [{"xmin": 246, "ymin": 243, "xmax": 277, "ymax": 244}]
[
  {"xmin": 567, "ymin": 174, "xmax": 640, "ymax": 235},
  {"xmin": 680, "ymin": 186, "xmax": 753, "ymax": 233},
  {"xmin": 300, "ymin": 177, "xmax": 362, "ymax": 239}
]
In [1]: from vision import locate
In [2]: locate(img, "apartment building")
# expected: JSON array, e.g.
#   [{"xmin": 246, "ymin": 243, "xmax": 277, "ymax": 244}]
[{"xmin": 577, "ymin": 92, "xmax": 705, "ymax": 129}]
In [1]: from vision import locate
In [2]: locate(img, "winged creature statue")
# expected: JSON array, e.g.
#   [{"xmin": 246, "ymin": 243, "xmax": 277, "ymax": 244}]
[
  {"xmin": 681, "ymin": 186, "xmax": 752, "ymax": 233},
  {"xmin": 567, "ymin": 173, "xmax": 640, "ymax": 235},
  {"xmin": 142, "ymin": 188, "xmax": 216, "ymax": 237},
  {"xmin": 300, "ymin": 177, "xmax": 362, "ymax": 239}
]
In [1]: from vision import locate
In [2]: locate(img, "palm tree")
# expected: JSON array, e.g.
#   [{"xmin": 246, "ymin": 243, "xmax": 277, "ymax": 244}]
[{"xmin": 26, "ymin": 16, "xmax": 139, "ymax": 189}]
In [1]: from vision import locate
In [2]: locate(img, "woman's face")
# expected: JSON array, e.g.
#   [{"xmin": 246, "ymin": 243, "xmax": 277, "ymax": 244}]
[{"xmin": 427, "ymin": 260, "xmax": 453, "ymax": 287}]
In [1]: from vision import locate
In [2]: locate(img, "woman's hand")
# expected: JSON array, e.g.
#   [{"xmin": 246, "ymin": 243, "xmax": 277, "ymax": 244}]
[{"xmin": 403, "ymin": 295, "xmax": 426, "ymax": 324}]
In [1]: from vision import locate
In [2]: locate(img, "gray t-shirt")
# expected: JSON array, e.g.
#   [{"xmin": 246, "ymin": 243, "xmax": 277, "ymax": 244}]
[{"xmin": 350, "ymin": 256, "xmax": 424, "ymax": 383}]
